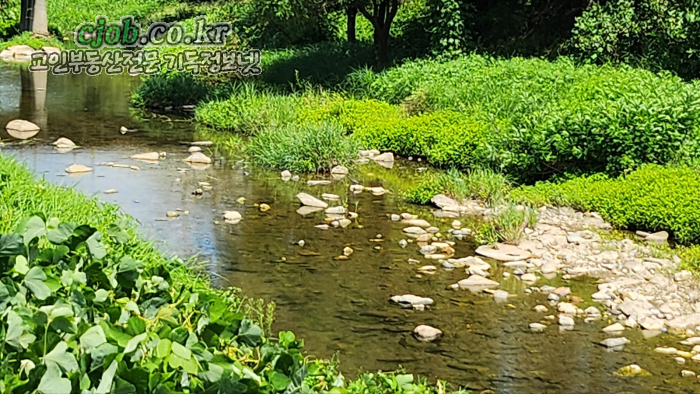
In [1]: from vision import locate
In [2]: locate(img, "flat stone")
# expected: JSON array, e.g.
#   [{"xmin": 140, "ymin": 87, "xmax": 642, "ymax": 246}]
[
  {"xmin": 223, "ymin": 211, "xmax": 242, "ymax": 223},
  {"xmin": 281, "ymin": 170, "xmax": 292, "ymax": 180},
  {"xmin": 599, "ymin": 337, "xmax": 630, "ymax": 349},
  {"xmin": 189, "ymin": 141, "xmax": 214, "ymax": 146},
  {"xmin": 639, "ymin": 317, "xmax": 664, "ymax": 331},
  {"xmin": 307, "ymin": 180, "xmax": 332, "ymax": 186},
  {"xmin": 529, "ymin": 323, "xmax": 547, "ymax": 332},
  {"xmin": 413, "ymin": 325, "xmax": 442, "ymax": 342},
  {"xmin": 330, "ymin": 165, "xmax": 349, "ymax": 175},
  {"xmin": 403, "ymin": 226, "xmax": 427, "ymax": 235},
  {"xmin": 521, "ymin": 273, "xmax": 537, "ymax": 282},
  {"xmin": 65, "ymin": 164, "xmax": 92, "ymax": 174},
  {"xmin": 131, "ymin": 152, "xmax": 160, "ymax": 161},
  {"xmin": 373, "ymin": 152, "xmax": 394, "ymax": 162},
  {"xmin": 104, "ymin": 189, "xmax": 118, "ymax": 194},
  {"xmin": 402, "ymin": 219, "xmax": 432, "ymax": 228},
  {"xmin": 476, "ymin": 244, "xmax": 531, "ymax": 261},
  {"xmin": 457, "ymin": 275, "xmax": 499, "ymax": 289},
  {"xmin": 391, "ymin": 295, "xmax": 434, "ymax": 308},
  {"xmin": 553, "ymin": 287, "xmax": 571, "ymax": 297},
  {"xmin": 297, "ymin": 193, "xmax": 328, "ymax": 208},
  {"xmin": 558, "ymin": 303, "xmax": 578, "ymax": 315},
  {"xmin": 6, "ymin": 119, "xmax": 40, "ymax": 139},
  {"xmin": 184, "ymin": 152, "xmax": 212, "ymax": 164},
  {"xmin": 603, "ymin": 323, "xmax": 625, "ymax": 333},
  {"xmin": 636, "ymin": 230, "xmax": 669, "ymax": 243},
  {"xmin": 325, "ymin": 206, "xmax": 346, "ymax": 215},
  {"xmin": 322, "ymin": 193, "xmax": 340, "ymax": 201},
  {"xmin": 667, "ymin": 314, "xmax": 700, "ymax": 330},
  {"xmin": 297, "ymin": 206, "xmax": 324, "ymax": 215},
  {"xmin": 42, "ymin": 46, "xmax": 60, "ymax": 54},
  {"xmin": 558, "ymin": 315, "xmax": 575, "ymax": 326},
  {"xmin": 431, "ymin": 194, "xmax": 459, "ymax": 210},
  {"xmin": 534, "ymin": 305, "xmax": 548, "ymax": 313},
  {"xmin": 53, "ymin": 137, "xmax": 76, "ymax": 148}
]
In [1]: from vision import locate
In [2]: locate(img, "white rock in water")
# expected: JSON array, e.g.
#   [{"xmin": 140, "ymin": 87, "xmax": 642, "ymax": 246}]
[
  {"xmin": 373, "ymin": 152, "xmax": 394, "ymax": 162},
  {"xmin": 403, "ymin": 226, "xmax": 427, "ymax": 235},
  {"xmin": 296, "ymin": 193, "xmax": 328, "ymax": 208},
  {"xmin": 131, "ymin": 152, "xmax": 160, "ymax": 161},
  {"xmin": 281, "ymin": 170, "xmax": 292, "ymax": 180},
  {"xmin": 599, "ymin": 337, "xmax": 630, "ymax": 349},
  {"xmin": 53, "ymin": 137, "xmax": 76, "ymax": 148},
  {"xmin": 476, "ymin": 244, "xmax": 532, "ymax": 261},
  {"xmin": 431, "ymin": 194, "xmax": 459, "ymax": 210},
  {"xmin": 104, "ymin": 189, "xmax": 118, "ymax": 194},
  {"xmin": 413, "ymin": 325, "xmax": 442, "ymax": 342},
  {"xmin": 558, "ymin": 315, "xmax": 575, "ymax": 326},
  {"xmin": 322, "ymin": 193, "xmax": 340, "ymax": 201},
  {"xmin": 457, "ymin": 275, "xmax": 499, "ymax": 289},
  {"xmin": 391, "ymin": 294, "xmax": 434, "ymax": 307},
  {"xmin": 223, "ymin": 211, "xmax": 242, "ymax": 223},
  {"xmin": 398, "ymin": 239, "xmax": 407, "ymax": 248},
  {"xmin": 325, "ymin": 206, "xmax": 346, "ymax": 215},
  {"xmin": 184, "ymin": 152, "xmax": 212, "ymax": 164},
  {"xmin": 602, "ymin": 323, "xmax": 625, "ymax": 333},
  {"xmin": 5, "ymin": 119, "xmax": 40, "ymax": 140},
  {"xmin": 402, "ymin": 219, "xmax": 432, "ymax": 228},
  {"xmin": 350, "ymin": 184, "xmax": 364, "ymax": 193},
  {"xmin": 521, "ymin": 273, "xmax": 537, "ymax": 283},
  {"xmin": 307, "ymin": 180, "xmax": 331, "ymax": 186},
  {"xmin": 330, "ymin": 165, "xmax": 349, "ymax": 175},
  {"xmin": 654, "ymin": 347, "xmax": 677, "ymax": 355},
  {"xmin": 190, "ymin": 141, "xmax": 214, "ymax": 146},
  {"xmin": 65, "ymin": 164, "xmax": 93, "ymax": 174},
  {"xmin": 529, "ymin": 323, "xmax": 547, "ymax": 333},
  {"xmin": 188, "ymin": 146, "xmax": 202, "ymax": 153},
  {"xmin": 338, "ymin": 219, "xmax": 352, "ymax": 228}
]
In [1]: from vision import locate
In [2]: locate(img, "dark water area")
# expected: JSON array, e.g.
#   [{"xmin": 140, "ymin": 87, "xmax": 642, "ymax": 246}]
[{"xmin": 1, "ymin": 64, "xmax": 699, "ymax": 393}]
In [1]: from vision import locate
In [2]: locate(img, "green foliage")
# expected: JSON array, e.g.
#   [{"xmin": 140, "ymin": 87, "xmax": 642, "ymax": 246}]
[
  {"xmin": 0, "ymin": 32, "xmax": 63, "ymax": 51},
  {"xmin": 569, "ymin": 0, "xmax": 700, "ymax": 78},
  {"xmin": 245, "ymin": 122, "xmax": 359, "ymax": 172},
  {"xmin": 512, "ymin": 165, "xmax": 700, "ymax": 245},
  {"xmin": 426, "ymin": 0, "xmax": 471, "ymax": 56},
  {"xmin": 0, "ymin": 214, "xmax": 297, "ymax": 393},
  {"xmin": 346, "ymin": 55, "xmax": 700, "ymax": 181},
  {"xmin": 404, "ymin": 168, "xmax": 509, "ymax": 207},
  {"xmin": 131, "ymin": 72, "xmax": 210, "ymax": 109}
]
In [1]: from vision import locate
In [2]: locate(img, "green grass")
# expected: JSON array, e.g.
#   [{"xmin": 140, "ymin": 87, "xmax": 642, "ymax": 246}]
[
  {"xmin": 404, "ymin": 168, "xmax": 510, "ymax": 207},
  {"xmin": 0, "ymin": 31, "xmax": 63, "ymax": 50}
]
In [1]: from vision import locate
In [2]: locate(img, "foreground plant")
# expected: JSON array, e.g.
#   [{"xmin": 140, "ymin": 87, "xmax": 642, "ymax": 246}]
[{"xmin": 0, "ymin": 215, "xmax": 303, "ymax": 393}]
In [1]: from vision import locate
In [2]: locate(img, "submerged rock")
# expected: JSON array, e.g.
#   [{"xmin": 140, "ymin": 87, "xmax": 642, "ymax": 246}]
[
  {"xmin": 529, "ymin": 323, "xmax": 547, "ymax": 333},
  {"xmin": 296, "ymin": 193, "xmax": 328, "ymax": 208},
  {"xmin": 330, "ymin": 165, "xmax": 349, "ymax": 175},
  {"xmin": 53, "ymin": 137, "xmax": 76, "ymax": 149},
  {"xmin": 65, "ymin": 164, "xmax": 93, "ymax": 174},
  {"xmin": 599, "ymin": 337, "xmax": 630, "ymax": 349},
  {"xmin": 402, "ymin": 219, "xmax": 432, "ymax": 228},
  {"xmin": 223, "ymin": 211, "xmax": 242, "ymax": 223},
  {"xmin": 184, "ymin": 152, "xmax": 212, "ymax": 164},
  {"xmin": 413, "ymin": 325, "xmax": 442, "ymax": 342},
  {"xmin": 391, "ymin": 295, "xmax": 434, "ymax": 308},
  {"xmin": 131, "ymin": 152, "xmax": 160, "ymax": 161},
  {"xmin": 614, "ymin": 364, "xmax": 650, "ymax": 377},
  {"xmin": 307, "ymin": 180, "xmax": 331, "ymax": 186},
  {"xmin": 281, "ymin": 170, "xmax": 292, "ymax": 180},
  {"xmin": 188, "ymin": 146, "xmax": 202, "ymax": 153},
  {"xmin": 457, "ymin": 275, "xmax": 499, "ymax": 289}
]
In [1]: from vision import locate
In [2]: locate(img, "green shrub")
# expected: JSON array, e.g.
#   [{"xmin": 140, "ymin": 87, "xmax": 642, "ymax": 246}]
[
  {"xmin": 245, "ymin": 122, "xmax": 359, "ymax": 172},
  {"xmin": 131, "ymin": 72, "xmax": 209, "ymax": 109},
  {"xmin": 0, "ymin": 31, "xmax": 63, "ymax": 51},
  {"xmin": 513, "ymin": 165, "xmax": 700, "ymax": 245}
]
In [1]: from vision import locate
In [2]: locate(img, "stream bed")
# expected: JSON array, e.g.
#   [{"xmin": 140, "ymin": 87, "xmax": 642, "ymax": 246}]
[{"xmin": 0, "ymin": 64, "xmax": 698, "ymax": 393}]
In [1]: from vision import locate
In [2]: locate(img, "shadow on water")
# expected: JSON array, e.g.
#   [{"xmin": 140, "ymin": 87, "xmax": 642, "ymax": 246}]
[{"xmin": 0, "ymin": 64, "xmax": 699, "ymax": 393}]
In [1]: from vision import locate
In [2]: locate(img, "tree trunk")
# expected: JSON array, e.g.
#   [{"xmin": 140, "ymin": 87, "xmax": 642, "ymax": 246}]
[
  {"xmin": 31, "ymin": 0, "xmax": 49, "ymax": 36},
  {"xmin": 347, "ymin": 6, "xmax": 357, "ymax": 42},
  {"xmin": 374, "ymin": 26, "xmax": 390, "ymax": 65},
  {"xmin": 19, "ymin": 0, "xmax": 32, "ymax": 32}
]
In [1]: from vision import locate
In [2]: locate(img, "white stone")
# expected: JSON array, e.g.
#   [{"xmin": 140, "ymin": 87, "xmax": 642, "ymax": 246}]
[{"xmin": 296, "ymin": 193, "xmax": 328, "ymax": 208}]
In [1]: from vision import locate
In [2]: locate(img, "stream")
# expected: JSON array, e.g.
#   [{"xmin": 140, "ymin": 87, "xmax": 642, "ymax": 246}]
[{"xmin": 0, "ymin": 64, "xmax": 698, "ymax": 393}]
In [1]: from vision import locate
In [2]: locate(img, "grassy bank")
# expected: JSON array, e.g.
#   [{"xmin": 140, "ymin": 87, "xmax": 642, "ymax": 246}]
[{"xmin": 0, "ymin": 154, "xmax": 466, "ymax": 393}]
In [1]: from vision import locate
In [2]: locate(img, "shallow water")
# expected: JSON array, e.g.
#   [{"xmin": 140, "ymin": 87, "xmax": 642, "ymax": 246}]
[{"xmin": 1, "ymin": 64, "xmax": 699, "ymax": 393}]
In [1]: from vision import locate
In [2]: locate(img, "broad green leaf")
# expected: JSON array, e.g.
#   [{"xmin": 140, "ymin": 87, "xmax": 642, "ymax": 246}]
[
  {"xmin": 47, "ymin": 223, "xmax": 74, "ymax": 245},
  {"xmin": 94, "ymin": 289, "xmax": 110, "ymax": 303},
  {"xmin": 24, "ymin": 267, "xmax": 51, "ymax": 300},
  {"xmin": 156, "ymin": 338, "xmax": 172, "ymax": 358},
  {"xmin": 168, "ymin": 352, "xmax": 199, "ymax": 374},
  {"xmin": 0, "ymin": 233, "xmax": 23, "ymax": 256},
  {"xmin": 44, "ymin": 341, "xmax": 79, "ymax": 373},
  {"xmin": 96, "ymin": 360, "xmax": 118, "ymax": 394},
  {"xmin": 395, "ymin": 374, "xmax": 414, "ymax": 388},
  {"xmin": 126, "ymin": 316, "xmax": 146, "ymax": 336},
  {"xmin": 238, "ymin": 319, "xmax": 263, "ymax": 346},
  {"xmin": 268, "ymin": 371, "xmax": 292, "ymax": 391},
  {"xmin": 171, "ymin": 342, "xmax": 191, "ymax": 360},
  {"xmin": 0, "ymin": 283, "xmax": 12, "ymax": 310},
  {"xmin": 6, "ymin": 310, "xmax": 35, "ymax": 349},
  {"xmin": 61, "ymin": 269, "xmax": 86, "ymax": 287},
  {"xmin": 124, "ymin": 332, "xmax": 147, "ymax": 354},
  {"xmin": 19, "ymin": 359, "xmax": 35, "ymax": 377},
  {"xmin": 107, "ymin": 224, "xmax": 130, "ymax": 244},
  {"xmin": 91, "ymin": 342, "xmax": 119, "ymax": 366},
  {"xmin": 86, "ymin": 232, "xmax": 107, "ymax": 259},
  {"xmin": 13, "ymin": 255, "xmax": 29, "ymax": 275},
  {"xmin": 21, "ymin": 216, "xmax": 46, "ymax": 244},
  {"xmin": 199, "ymin": 364, "xmax": 224, "ymax": 383},
  {"xmin": 46, "ymin": 217, "xmax": 60, "ymax": 230},
  {"xmin": 80, "ymin": 325, "xmax": 107, "ymax": 353},
  {"xmin": 38, "ymin": 364, "xmax": 71, "ymax": 394}
]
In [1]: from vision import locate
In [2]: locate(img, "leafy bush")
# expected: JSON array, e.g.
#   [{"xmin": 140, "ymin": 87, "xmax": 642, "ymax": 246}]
[
  {"xmin": 512, "ymin": 165, "xmax": 700, "ymax": 245},
  {"xmin": 0, "ymin": 214, "xmax": 302, "ymax": 393},
  {"xmin": 569, "ymin": 0, "xmax": 700, "ymax": 79},
  {"xmin": 0, "ymin": 31, "xmax": 63, "ymax": 51},
  {"xmin": 346, "ymin": 55, "xmax": 700, "ymax": 181},
  {"xmin": 245, "ymin": 122, "xmax": 359, "ymax": 172}
]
